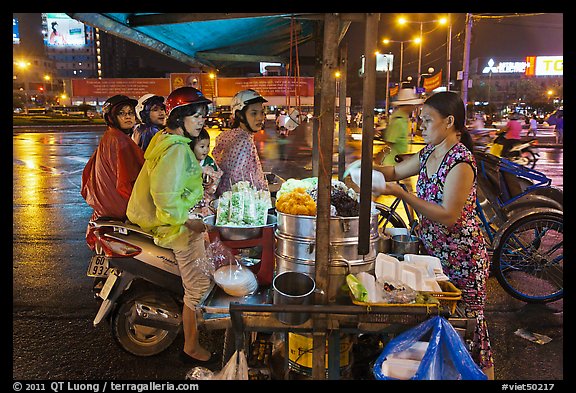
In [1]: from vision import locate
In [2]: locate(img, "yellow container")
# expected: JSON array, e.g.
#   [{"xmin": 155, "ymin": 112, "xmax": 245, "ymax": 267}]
[
  {"xmin": 489, "ymin": 142, "xmax": 503, "ymax": 157},
  {"xmin": 288, "ymin": 333, "xmax": 352, "ymax": 377}
]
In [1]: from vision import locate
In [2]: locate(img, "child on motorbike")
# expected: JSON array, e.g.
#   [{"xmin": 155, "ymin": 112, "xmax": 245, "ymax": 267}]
[
  {"xmin": 190, "ymin": 128, "xmax": 222, "ymax": 217},
  {"xmin": 132, "ymin": 94, "xmax": 167, "ymax": 152},
  {"xmin": 126, "ymin": 87, "xmax": 221, "ymax": 368}
]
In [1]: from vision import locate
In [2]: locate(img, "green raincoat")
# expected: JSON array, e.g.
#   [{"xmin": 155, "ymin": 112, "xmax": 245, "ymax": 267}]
[{"xmin": 127, "ymin": 131, "xmax": 203, "ymax": 250}]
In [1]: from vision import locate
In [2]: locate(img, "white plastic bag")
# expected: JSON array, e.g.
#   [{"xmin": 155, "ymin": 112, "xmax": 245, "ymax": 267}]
[
  {"xmin": 211, "ymin": 350, "xmax": 249, "ymax": 380},
  {"xmin": 344, "ymin": 159, "xmax": 386, "ymax": 194}
]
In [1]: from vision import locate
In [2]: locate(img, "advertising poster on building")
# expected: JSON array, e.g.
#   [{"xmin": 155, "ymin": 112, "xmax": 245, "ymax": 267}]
[
  {"xmin": 71, "ymin": 78, "xmax": 171, "ymax": 98},
  {"xmin": 169, "ymin": 73, "xmax": 216, "ymax": 98},
  {"xmin": 217, "ymin": 77, "xmax": 314, "ymax": 97},
  {"xmin": 43, "ymin": 13, "xmax": 86, "ymax": 47},
  {"xmin": 13, "ymin": 17, "xmax": 20, "ymax": 45}
]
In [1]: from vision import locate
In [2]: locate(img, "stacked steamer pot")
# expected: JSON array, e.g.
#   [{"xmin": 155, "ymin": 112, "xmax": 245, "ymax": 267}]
[{"xmin": 275, "ymin": 210, "xmax": 380, "ymax": 302}]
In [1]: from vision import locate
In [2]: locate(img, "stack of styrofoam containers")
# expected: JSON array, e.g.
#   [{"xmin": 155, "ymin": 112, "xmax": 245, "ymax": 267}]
[
  {"xmin": 380, "ymin": 341, "xmax": 429, "ymax": 380},
  {"xmin": 375, "ymin": 253, "xmax": 442, "ymax": 292}
]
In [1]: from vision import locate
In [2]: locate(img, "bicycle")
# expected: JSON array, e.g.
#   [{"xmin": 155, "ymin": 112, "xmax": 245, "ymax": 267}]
[
  {"xmin": 374, "ymin": 151, "xmax": 563, "ymax": 304},
  {"xmin": 474, "ymin": 151, "xmax": 563, "ymax": 303}
]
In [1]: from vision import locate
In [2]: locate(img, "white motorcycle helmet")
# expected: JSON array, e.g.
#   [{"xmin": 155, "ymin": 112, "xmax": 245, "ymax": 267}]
[
  {"xmin": 231, "ymin": 89, "xmax": 268, "ymax": 114},
  {"xmin": 135, "ymin": 93, "xmax": 165, "ymax": 123}
]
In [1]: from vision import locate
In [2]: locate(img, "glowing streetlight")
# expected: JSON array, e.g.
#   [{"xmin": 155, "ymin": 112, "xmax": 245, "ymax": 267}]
[
  {"xmin": 208, "ymin": 72, "xmax": 216, "ymax": 108},
  {"xmin": 397, "ymin": 15, "xmax": 451, "ymax": 88},
  {"xmin": 382, "ymin": 37, "xmax": 417, "ymax": 85}
]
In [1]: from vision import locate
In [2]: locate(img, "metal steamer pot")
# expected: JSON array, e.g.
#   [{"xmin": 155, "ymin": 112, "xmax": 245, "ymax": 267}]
[
  {"xmin": 274, "ymin": 211, "xmax": 380, "ymax": 301},
  {"xmin": 275, "ymin": 231, "xmax": 379, "ymax": 261},
  {"xmin": 275, "ymin": 254, "xmax": 375, "ymax": 303},
  {"xmin": 276, "ymin": 211, "xmax": 379, "ymax": 241}
]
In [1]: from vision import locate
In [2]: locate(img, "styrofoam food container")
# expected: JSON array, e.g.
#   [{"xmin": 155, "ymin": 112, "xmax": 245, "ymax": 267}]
[
  {"xmin": 356, "ymin": 271, "xmax": 378, "ymax": 303},
  {"xmin": 400, "ymin": 264, "xmax": 424, "ymax": 291},
  {"xmin": 404, "ymin": 254, "xmax": 450, "ymax": 281},
  {"xmin": 381, "ymin": 358, "xmax": 421, "ymax": 380},
  {"xmin": 375, "ymin": 253, "xmax": 401, "ymax": 282},
  {"xmin": 389, "ymin": 341, "xmax": 429, "ymax": 361}
]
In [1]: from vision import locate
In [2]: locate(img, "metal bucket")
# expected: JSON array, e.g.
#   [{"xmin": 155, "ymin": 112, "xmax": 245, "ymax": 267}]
[
  {"xmin": 275, "ymin": 253, "xmax": 375, "ymax": 302},
  {"xmin": 272, "ymin": 271, "xmax": 316, "ymax": 325},
  {"xmin": 391, "ymin": 235, "xmax": 421, "ymax": 255}
]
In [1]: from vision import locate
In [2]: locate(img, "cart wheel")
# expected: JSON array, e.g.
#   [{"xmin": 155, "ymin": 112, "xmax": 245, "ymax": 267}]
[{"xmin": 492, "ymin": 210, "xmax": 563, "ymax": 303}]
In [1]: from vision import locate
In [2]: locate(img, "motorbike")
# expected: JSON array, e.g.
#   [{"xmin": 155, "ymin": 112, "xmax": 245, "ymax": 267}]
[
  {"xmin": 85, "ymin": 174, "xmax": 285, "ymax": 359},
  {"xmin": 490, "ymin": 130, "xmax": 540, "ymax": 169}
]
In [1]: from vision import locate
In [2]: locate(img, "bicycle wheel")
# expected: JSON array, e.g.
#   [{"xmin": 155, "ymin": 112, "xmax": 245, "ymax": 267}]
[
  {"xmin": 492, "ymin": 210, "xmax": 563, "ymax": 303},
  {"xmin": 374, "ymin": 202, "xmax": 408, "ymax": 230}
]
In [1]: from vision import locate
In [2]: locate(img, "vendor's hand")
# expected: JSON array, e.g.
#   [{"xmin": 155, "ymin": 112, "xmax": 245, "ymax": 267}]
[
  {"xmin": 374, "ymin": 181, "xmax": 404, "ymax": 197},
  {"xmin": 185, "ymin": 218, "xmax": 207, "ymax": 233}
]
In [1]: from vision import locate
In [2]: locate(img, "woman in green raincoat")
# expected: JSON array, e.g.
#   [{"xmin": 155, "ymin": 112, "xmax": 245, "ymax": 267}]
[{"xmin": 126, "ymin": 87, "xmax": 220, "ymax": 368}]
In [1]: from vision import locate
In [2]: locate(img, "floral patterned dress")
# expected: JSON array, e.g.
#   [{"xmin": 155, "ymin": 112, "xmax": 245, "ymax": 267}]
[
  {"xmin": 416, "ymin": 142, "xmax": 494, "ymax": 370},
  {"xmin": 211, "ymin": 127, "xmax": 268, "ymax": 197}
]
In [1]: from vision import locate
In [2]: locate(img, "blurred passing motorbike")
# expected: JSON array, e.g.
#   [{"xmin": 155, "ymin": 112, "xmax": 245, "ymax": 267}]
[{"xmin": 490, "ymin": 129, "xmax": 539, "ymax": 169}]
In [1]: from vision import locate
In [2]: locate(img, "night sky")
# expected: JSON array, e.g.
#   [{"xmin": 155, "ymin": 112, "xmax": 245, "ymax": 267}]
[{"xmin": 345, "ymin": 13, "xmax": 563, "ymax": 82}]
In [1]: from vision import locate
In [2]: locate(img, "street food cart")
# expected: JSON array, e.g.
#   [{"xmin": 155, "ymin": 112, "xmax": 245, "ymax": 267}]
[{"xmin": 197, "ymin": 13, "xmax": 473, "ymax": 380}]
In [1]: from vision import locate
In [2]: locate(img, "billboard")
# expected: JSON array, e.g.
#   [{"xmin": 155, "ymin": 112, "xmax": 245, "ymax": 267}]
[
  {"xmin": 217, "ymin": 77, "xmax": 314, "ymax": 97},
  {"xmin": 71, "ymin": 78, "xmax": 171, "ymax": 98},
  {"xmin": 13, "ymin": 17, "xmax": 19, "ymax": 45},
  {"xmin": 169, "ymin": 73, "xmax": 216, "ymax": 98},
  {"xmin": 43, "ymin": 13, "xmax": 86, "ymax": 47},
  {"xmin": 525, "ymin": 56, "xmax": 563, "ymax": 77}
]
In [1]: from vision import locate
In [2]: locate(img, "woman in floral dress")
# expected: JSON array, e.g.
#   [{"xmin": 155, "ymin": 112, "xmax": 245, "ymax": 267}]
[
  {"xmin": 371, "ymin": 91, "xmax": 494, "ymax": 379},
  {"xmin": 212, "ymin": 89, "xmax": 268, "ymax": 197}
]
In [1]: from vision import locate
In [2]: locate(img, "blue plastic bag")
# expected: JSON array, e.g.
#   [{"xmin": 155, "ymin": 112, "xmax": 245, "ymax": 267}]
[{"xmin": 373, "ymin": 316, "xmax": 487, "ymax": 380}]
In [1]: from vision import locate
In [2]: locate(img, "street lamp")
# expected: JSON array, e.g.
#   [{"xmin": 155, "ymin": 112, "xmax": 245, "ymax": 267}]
[
  {"xmin": 43, "ymin": 75, "xmax": 51, "ymax": 107},
  {"xmin": 382, "ymin": 38, "xmax": 417, "ymax": 86},
  {"xmin": 14, "ymin": 60, "xmax": 31, "ymax": 114},
  {"xmin": 420, "ymin": 67, "xmax": 435, "ymax": 88},
  {"xmin": 209, "ymin": 72, "xmax": 217, "ymax": 109},
  {"xmin": 397, "ymin": 16, "xmax": 450, "ymax": 88},
  {"xmin": 402, "ymin": 76, "xmax": 413, "ymax": 88}
]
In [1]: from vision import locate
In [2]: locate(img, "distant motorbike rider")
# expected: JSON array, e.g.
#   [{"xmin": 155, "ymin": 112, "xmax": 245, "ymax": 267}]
[
  {"xmin": 132, "ymin": 93, "xmax": 167, "ymax": 152},
  {"xmin": 126, "ymin": 86, "xmax": 221, "ymax": 368},
  {"xmin": 81, "ymin": 95, "xmax": 144, "ymax": 222},
  {"xmin": 500, "ymin": 112, "xmax": 522, "ymax": 156}
]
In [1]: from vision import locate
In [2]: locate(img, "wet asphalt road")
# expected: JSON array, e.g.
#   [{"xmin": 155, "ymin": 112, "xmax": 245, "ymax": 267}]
[{"xmin": 12, "ymin": 122, "xmax": 563, "ymax": 382}]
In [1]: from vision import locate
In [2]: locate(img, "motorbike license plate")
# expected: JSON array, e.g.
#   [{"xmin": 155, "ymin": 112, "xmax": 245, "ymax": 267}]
[{"xmin": 87, "ymin": 255, "xmax": 110, "ymax": 278}]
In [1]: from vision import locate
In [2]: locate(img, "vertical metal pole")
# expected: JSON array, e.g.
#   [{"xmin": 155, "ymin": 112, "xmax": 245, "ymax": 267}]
[
  {"xmin": 417, "ymin": 22, "xmax": 423, "ymax": 88},
  {"xmin": 399, "ymin": 41, "xmax": 404, "ymax": 86},
  {"xmin": 358, "ymin": 13, "xmax": 379, "ymax": 256},
  {"xmin": 461, "ymin": 13, "xmax": 473, "ymax": 111},
  {"xmin": 385, "ymin": 65, "xmax": 390, "ymax": 118},
  {"xmin": 338, "ymin": 43, "xmax": 348, "ymax": 181},
  {"xmin": 312, "ymin": 12, "xmax": 339, "ymax": 381},
  {"xmin": 446, "ymin": 14, "xmax": 452, "ymax": 90},
  {"xmin": 312, "ymin": 20, "xmax": 323, "ymax": 178}
]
